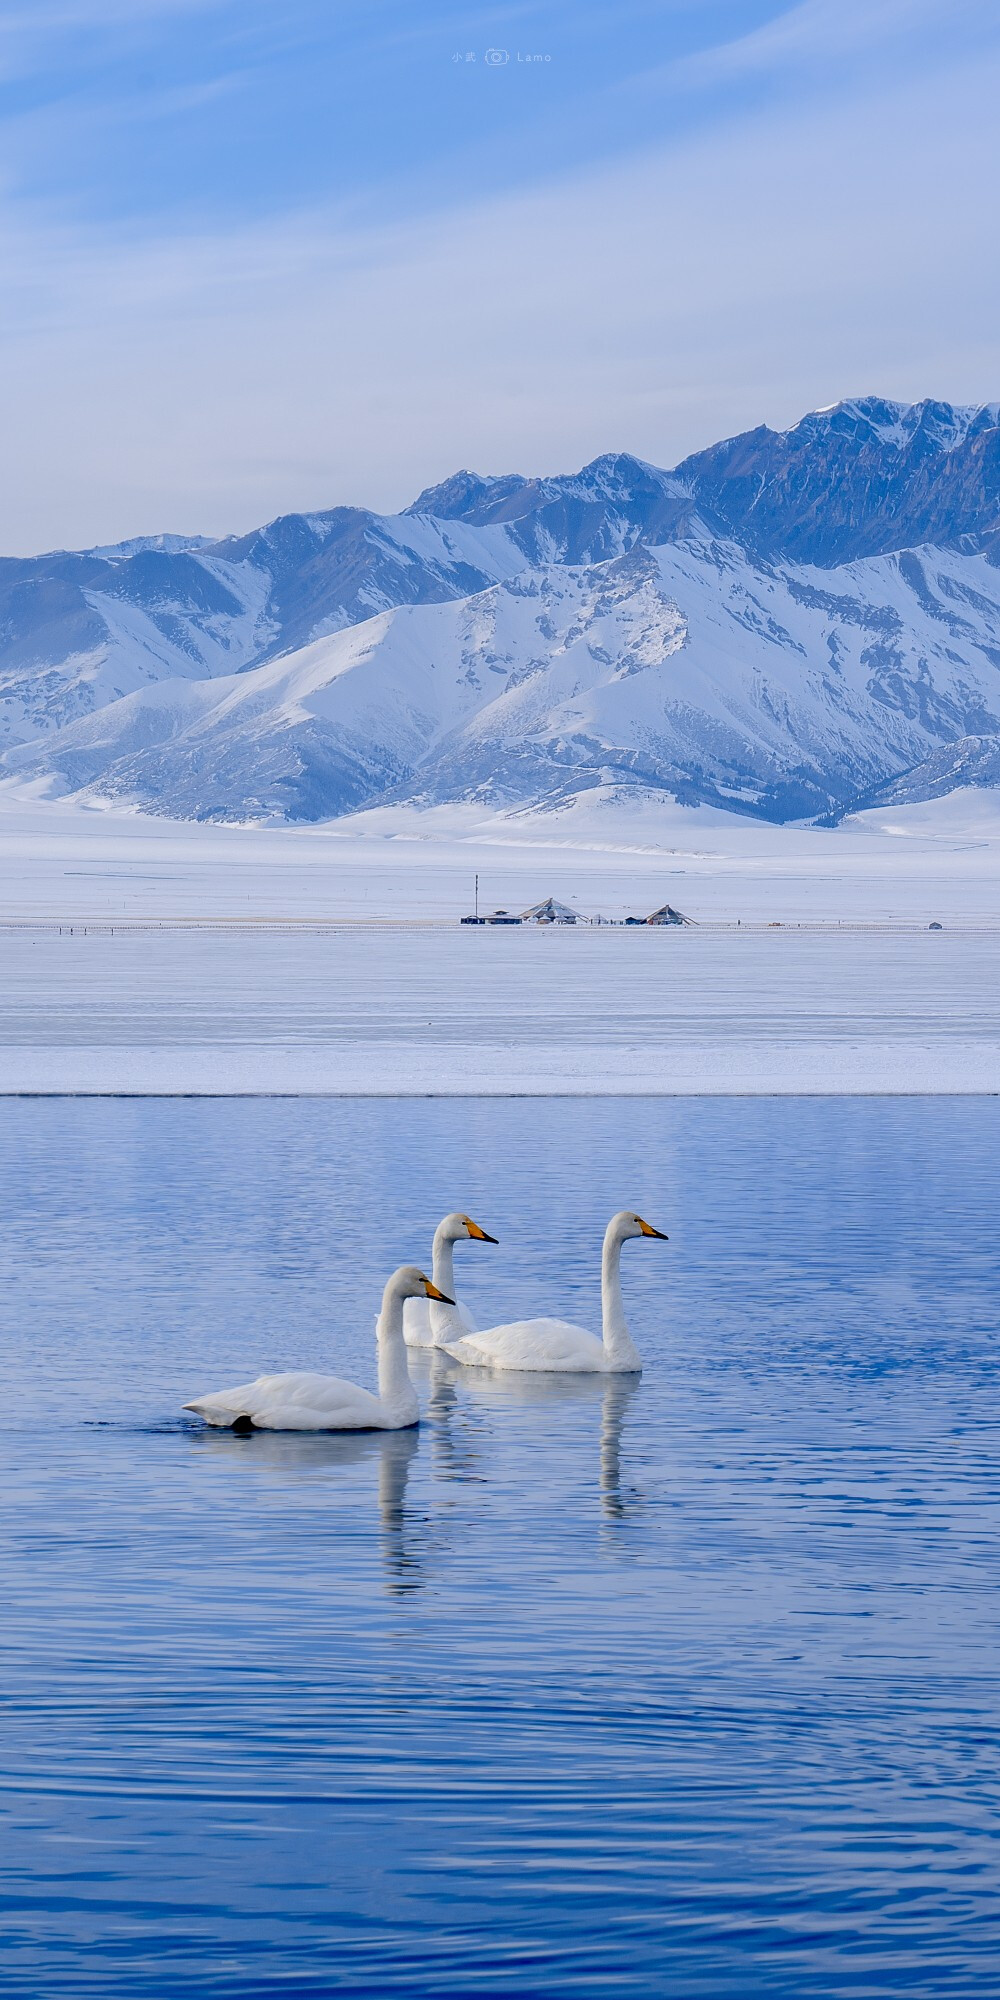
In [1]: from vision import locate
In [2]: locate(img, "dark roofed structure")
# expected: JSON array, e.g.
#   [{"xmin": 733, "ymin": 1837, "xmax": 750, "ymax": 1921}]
[
  {"xmin": 626, "ymin": 903, "xmax": 693, "ymax": 926},
  {"xmin": 520, "ymin": 897, "xmax": 580, "ymax": 925}
]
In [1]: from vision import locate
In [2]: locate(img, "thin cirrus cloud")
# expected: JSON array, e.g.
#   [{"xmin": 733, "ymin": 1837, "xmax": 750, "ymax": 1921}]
[
  {"xmin": 0, "ymin": 3, "xmax": 855, "ymax": 230},
  {"xmin": 676, "ymin": 0, "xmax": 987, "ymax": 72},
  {"xmin": 0, "ymin": 0, "xmax": 997, "ymax": 551}
]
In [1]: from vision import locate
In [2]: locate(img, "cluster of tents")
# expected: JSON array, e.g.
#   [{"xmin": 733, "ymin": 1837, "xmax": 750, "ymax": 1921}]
[{"xmin": 461, "ymin": 898, "xmax": 692, "ymax": 927}]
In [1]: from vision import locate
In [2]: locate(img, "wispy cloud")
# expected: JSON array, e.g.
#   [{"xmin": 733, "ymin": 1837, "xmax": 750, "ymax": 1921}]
[
  {"xmin": 0, "ymin": 30, "xmax": 997, "ymax": 551},
  {"xmin": 679, "ymin": 0, "xmax": 975, "ymax": 74},
  {"xmin": 0, "ymin": 0, "xmax": 224, "ymax": 27},
  {"xmin": 0, "ymin": 0, "xmax": 997, "ymax": 550}
]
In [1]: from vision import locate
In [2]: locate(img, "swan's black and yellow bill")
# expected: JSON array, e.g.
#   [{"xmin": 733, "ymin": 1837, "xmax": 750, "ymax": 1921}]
[
  {"xmin": 637, "ymin": 1217, "xmax": 668, "ymax": 1239},
  {"xmin": 464, "ymin": 1215, "xmax": 499, "ymax": 1243},
  {"xmin": 423, "ymin": 1280, "xmax": 456, "ymax": 1303}
]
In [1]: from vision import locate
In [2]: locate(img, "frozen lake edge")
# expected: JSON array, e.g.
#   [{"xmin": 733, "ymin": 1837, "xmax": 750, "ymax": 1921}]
[{"xmin": 2, "ymin": 923, "xmax": 997, "ymax": 1096}]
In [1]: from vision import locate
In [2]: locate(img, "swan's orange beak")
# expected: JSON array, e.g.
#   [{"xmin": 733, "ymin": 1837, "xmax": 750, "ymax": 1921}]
[
  {"xmin": 464, "ymin": 1216, "xmax": 498, "ymax": 1243},
  {"xmin": 423, "ymin": 1280, "xmax": 456, "ymax": 1304},
  {"xmin": 637, "ymin": 1217, "xmax": 668, "ymax": 1239}
]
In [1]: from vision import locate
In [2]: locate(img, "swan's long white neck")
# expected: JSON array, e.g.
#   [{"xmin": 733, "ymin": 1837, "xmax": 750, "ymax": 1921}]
[
  {"xmin": 601, "ymin": 1221, "xmax": 642, "ymax": 1370},
  {"xmin": 431, "ymin": 1222, "xmax": 457, "ymax": 1301},
  {"xmin": 377, "ymin": 1277, "xmax": 420, "ymax": 1421},
  {"xmin": 429, "ymin": 1222, "xmax": 465, "ymax": 1342}
]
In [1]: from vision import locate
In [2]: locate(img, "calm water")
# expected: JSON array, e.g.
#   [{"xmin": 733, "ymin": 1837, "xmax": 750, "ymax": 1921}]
[{"xmin": 1, "ymin": 1097, "xmax": 999, "ymax": 1998}]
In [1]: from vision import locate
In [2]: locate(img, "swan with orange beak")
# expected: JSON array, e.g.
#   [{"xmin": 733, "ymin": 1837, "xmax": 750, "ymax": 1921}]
[
  {"xmin": 441, "ymin": 1213, "xmax": 666, "ymax": 1375},
  {"xmin": 403, "ymin": 1212, "xmax": 499, "ymax": 1348},
  {"xmin": 184, "ymin": 1267, "xmax": 453, "ymax": 1431}
]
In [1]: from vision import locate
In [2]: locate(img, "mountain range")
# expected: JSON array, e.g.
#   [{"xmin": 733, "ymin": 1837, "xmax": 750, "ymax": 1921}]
[{"xmin": 4, "ymin": 395, "xmax": 1000, "ymax": 824}]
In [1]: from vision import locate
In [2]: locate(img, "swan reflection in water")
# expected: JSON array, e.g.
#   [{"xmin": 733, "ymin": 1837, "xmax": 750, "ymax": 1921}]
[
  {"xmin": 598, "ymin": 1375, "xmax": 640, "ymax": 1521},
  {"xmin": 184, "ymin": 1361, "xmax": 641, "ymax": 1594},
  {"xmin": 374, "ymin": 1427, "xmax": 422, "ymax": 1593},
  {"xmin": 424, "ymin": 1352, "xmax": 641, "ymax": 1520},
  {"xmin": 186, "ymin": 1421, "xmax": 423, "ymax": 1595}
]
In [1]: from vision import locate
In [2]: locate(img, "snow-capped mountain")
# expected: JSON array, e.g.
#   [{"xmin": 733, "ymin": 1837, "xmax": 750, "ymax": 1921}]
[
  {"xmin": 4, "ymin": 397, "xmax": 1000, "ymax": 823},
  {"xmin": 0, "ymin": 511, "xmax": 528, "ymax": 755},
  {"xmin": 859, "ymin": 734, "xmax": 1000, "ymax": 809}
]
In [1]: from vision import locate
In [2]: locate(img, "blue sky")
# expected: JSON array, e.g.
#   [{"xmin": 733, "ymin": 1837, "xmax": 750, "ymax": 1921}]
[{"xmin": 1, "ymin": 0, "xmax": 998, "ymax": 549}]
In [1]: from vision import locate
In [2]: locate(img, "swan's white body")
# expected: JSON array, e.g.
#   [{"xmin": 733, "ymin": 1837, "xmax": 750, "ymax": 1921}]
[
  {"xmin": 446, "ymin": 1317, "xmax": 613, "ymax": 1373},
  {"xmin": 442, "ymin": 1211, "xmax": 665, "ymax": 1375},
  {"xmin": 403, "ymin": 1211, "xmax": 496, "ymax": 1348},
  {"xmin": 183, "ymin": 1267, "xmax": 445, "ymax": 1431},
  {"xmin": 404, "ymin": 1293, "xmax": 477, "ymax": 1347}
]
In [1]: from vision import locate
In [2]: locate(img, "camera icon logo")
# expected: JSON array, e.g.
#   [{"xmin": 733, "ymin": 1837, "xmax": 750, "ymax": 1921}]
[{"xmin": 484, "ymin": 47, "xmax": 509, "ymax": 65}]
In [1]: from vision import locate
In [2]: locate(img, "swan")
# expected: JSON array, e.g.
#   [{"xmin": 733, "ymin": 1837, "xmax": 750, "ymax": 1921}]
[
  {"xmin": 403, "ymin": 1211, "xmax": 498, "ymax": 1348},
  {"xmin": 183, "ymin": 1266, "xmax": 452, "ymax": 1431},
  {"xmin": 441, "ymin": 1211, "xmax": 666, "ymax": 1374}
]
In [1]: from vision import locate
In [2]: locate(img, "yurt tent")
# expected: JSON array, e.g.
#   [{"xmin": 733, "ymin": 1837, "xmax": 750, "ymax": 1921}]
[{"xmin": 520, "ymin": 897, "xmax": 580, "ymax": 925}]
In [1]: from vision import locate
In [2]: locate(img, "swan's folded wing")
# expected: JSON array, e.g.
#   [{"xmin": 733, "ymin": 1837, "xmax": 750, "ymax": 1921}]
[
  {"xmin": 444, "ymin": 1318, "xmax": 605, "ymax": 1372},
  {"xmin": 184, "ymin": 1369, "xmax": 385, "ymax": 1430},
  {"xmin": 251, "ymin": 1371, "xmax": 385, "ymax": 1430}
]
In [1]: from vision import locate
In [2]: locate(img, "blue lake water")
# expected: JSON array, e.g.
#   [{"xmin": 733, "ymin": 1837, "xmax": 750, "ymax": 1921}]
[{"xmin": 1, "ymin": 1096, "xmax": 999, "ymax": 1997}]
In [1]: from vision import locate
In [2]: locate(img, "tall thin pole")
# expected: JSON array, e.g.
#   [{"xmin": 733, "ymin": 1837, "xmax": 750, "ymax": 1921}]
[{"xmin": 475, "ymin": 873, "xmax": 479, "ymax": 919}]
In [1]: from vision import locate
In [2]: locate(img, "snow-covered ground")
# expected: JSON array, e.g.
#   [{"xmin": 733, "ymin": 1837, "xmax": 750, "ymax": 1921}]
[
  {"xmin": 0, "ymin": 787, "xmax": 997, "ymax": 1094},
  {"xmin": 1, "ymin": 783, "xmax": 999, "ymax": 925}
]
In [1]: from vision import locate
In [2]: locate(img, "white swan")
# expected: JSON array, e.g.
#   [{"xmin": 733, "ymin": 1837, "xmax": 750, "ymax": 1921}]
[
  {"xmin": 183, "ymin": 1266, "xmax": 452, "ymax": 1431},
  {"xmin": 441, "ymin": 1211, "xmax": 666, "ymax": 1374},
  {"xmin": 403, "ymin": 1211, "xmax": 498, "ymax": 1347}
]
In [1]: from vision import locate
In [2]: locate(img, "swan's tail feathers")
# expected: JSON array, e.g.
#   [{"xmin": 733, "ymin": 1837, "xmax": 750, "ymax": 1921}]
[{"xmin": 183, "ymin": 1393, "xmax": 254, "ymax": 1427}]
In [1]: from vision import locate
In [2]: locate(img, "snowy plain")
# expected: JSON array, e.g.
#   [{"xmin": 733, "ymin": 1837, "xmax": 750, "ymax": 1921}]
[{"xmin": 1, "ymin": 786, "xmax": 997, "ymax": 1095}]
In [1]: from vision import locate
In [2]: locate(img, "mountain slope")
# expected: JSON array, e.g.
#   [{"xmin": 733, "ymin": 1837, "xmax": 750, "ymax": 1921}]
[
  {"xmin": 858, "ymin": 733, "xmax": 1000, "ymax": 809},
  {"xmin": 8, "ymin": 532, "xmax": 1000, "ymax": 825},
  {"xmin": 0, "ymin": 511, "xmax": 528, "ymax": 755},
  {"xmin": 673, "ymin": 398, "xmax": 1000, "ymax": 565},
  {"xmin": 4, "ymin": 396, "xmax": 1000, "ymax": 823}
]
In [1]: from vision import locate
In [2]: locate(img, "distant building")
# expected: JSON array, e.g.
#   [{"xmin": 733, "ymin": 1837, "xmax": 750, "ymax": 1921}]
[
  {"xmin": 520, "ymin": 897, "xmax": 579, "ymax": 925},
  {"xmin": 625, "ymin": 903, "xmax": 693, "ymax": 926}
]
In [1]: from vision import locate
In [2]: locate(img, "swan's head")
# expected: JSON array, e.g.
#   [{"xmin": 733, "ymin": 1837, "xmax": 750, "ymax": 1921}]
[
  {"xmin": 439, "ymin": 1211, "xmax": 499, "ymax": 1244},
  {"xmin": 611, "ymin": 1210, "xmax": 668, "ymax": 1243},
  {"xmin": 390, "ymin": 1264, "xmax": 456, "ymax": 1305}
]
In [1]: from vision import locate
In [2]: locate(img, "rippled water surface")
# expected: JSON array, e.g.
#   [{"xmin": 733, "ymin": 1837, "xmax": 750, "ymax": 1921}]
[{"xmin": 2, "ymin": 1096, "xmax": 999, "ymax": 1997}]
